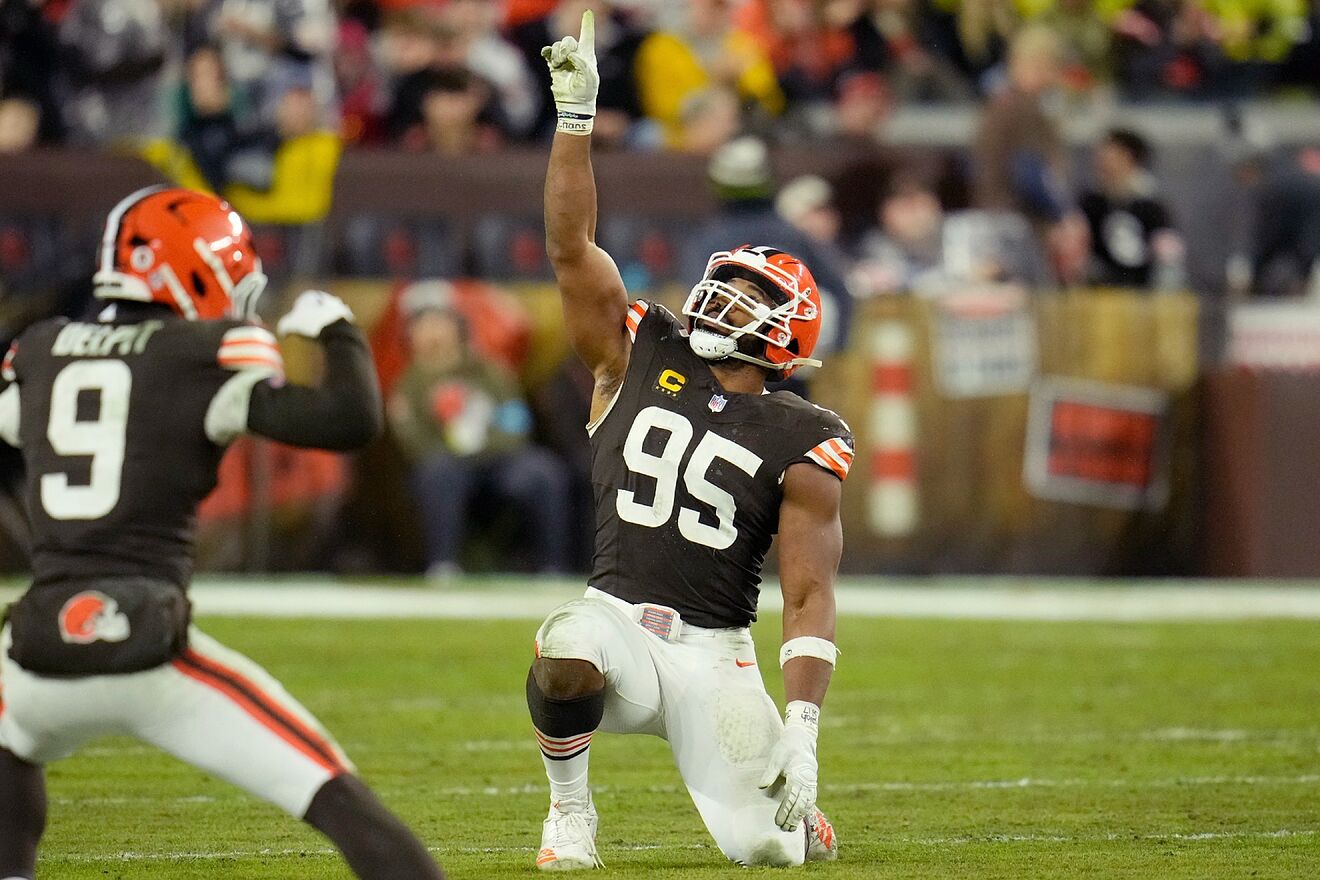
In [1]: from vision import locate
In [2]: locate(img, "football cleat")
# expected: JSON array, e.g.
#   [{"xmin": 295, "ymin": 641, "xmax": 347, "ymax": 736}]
[
  {"xmin": 804, "ymin": 807, "xmax": 838, "ymax": 861},
  {"xmin": 536, "ymin": 798, "xmax": 603, "ymax": 871}
]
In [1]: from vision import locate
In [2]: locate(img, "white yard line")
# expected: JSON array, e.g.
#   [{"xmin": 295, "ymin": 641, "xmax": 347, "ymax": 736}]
[
  {"xmin": 4, "ymin": 578, "xmax": 1317, "ymax": 621},
  {"xmin": 4, "ymin": 577, "xmax": 1320, "ymax": 621},
  {"xmin": 45, "ymin": 829, "xmax": 1319, "ymax": 862},
  {"xmin": 49, "ymin": 772, "xmax": 1320, "ymax": 808}
]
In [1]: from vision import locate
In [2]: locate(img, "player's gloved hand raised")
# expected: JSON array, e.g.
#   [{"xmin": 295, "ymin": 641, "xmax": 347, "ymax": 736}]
[
  {"xmin": 541, "ymin": 10, "xmax": 598, "ymax": 134},
  {"xmin": 276, "ymin": 290, "xmax": 355, "ymax": 339},
  {"xmin": 758, "ymin": 701, "xmax": 820, "ymax": 831}
]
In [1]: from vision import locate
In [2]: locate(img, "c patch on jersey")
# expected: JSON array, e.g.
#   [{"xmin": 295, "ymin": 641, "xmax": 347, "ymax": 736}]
[{"xmin": 655, "ymin": 368, "xmax": 686, "ymax": 397}]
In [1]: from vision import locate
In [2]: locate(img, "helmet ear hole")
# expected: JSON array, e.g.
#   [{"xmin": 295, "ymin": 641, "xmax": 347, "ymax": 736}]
[{"xmin": 190, "ymin": 272, "xmax": 207, "ymax": 298}]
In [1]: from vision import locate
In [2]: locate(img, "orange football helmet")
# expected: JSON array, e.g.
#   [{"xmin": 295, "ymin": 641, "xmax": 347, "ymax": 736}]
[
  {"xmin": 92, "ymin": 186, "xmax": 267, "ymax": 321},
  {"xmin": 681, "ymin": 245, "xmax": 823, "ymax": 377}
]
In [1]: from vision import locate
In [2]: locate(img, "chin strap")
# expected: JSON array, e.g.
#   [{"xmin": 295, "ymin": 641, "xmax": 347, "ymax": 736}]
[{"xmin": 688, "ymin": 328, "xmax": 822, "ymax": 373}]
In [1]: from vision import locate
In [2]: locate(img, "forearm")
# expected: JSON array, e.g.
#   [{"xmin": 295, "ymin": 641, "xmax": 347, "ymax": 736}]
[
  {"xmin": 248, "ymin": 321, "xmax": 383, "ymax": 450},
  {"xmin": 544, "ymin": 132, "xmax": 598, "ymax": 264},
  {"xmin": 782, "ymin": 588, "xmax": 836, "ymax": 708}
]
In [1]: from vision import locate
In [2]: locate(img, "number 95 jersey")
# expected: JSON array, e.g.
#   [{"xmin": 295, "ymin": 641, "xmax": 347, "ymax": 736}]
[
  {"xmin": 587, "ymin": 301, "xmax": 854, "ymax": 630},
  {"xmin": 0, "ymin": 314, "xmax": 284, "ymax": 589}
]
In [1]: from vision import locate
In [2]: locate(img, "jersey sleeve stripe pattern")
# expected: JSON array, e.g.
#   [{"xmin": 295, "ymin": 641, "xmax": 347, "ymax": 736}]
[
  {"xmin": 218, "ymin": 327, "xmax": 284, "ymax": 377},
  {"xmin": 804, "ymin": 437, "xmax": 855, "ymax": 481},
  {"xmin": 625, "ymin": 300, "xmax": 650, "ymax": 343}
]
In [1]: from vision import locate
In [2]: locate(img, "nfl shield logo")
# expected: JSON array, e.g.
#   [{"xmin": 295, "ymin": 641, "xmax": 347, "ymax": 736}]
[{"xmin": 708, "ymin": 394, "xmax": 728, "ymax": 412}]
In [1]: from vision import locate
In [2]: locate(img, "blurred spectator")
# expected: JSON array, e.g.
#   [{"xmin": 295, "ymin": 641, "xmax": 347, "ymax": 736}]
[
  {"xmin": 1079, "ymin": 127, "xmax": 1185, "ymax": 289},
  {"xmin": 381, "ymin": 7, "xmax": 443, "ymax": 141},
  {"xmin": 508, "ymin": 0, "xmax": 649, "ymax": 145},
  {"xmin": 843, "ymin": 0, "xmax": 973, "ymax": 103},
  {"xmin": 416, "ymin": 67, "xmax": 502, "ymax": 155},
  {"xmin": 436, "ymin": 0, "xmax": 541, "ymax": 139},
  {"xmin": 188, "ymin": 0, "xmax": 337, "ymax": 129},
  {"xmin": 1110, "ymin": 0, "xmax": 1223, "ymax": 100},
  {"xmin": 57, "ymin": 0, "xmax": 170, "ymax": 145},
  {"xmin": 1038, "ymin": 0, "xmax": 1117, "ymax": 94},
  {"xmin": 0, "ymin": 95, "xmax": 39, "ymax": 153},
  {"xmin": 852, "ymin": 172, "xmax": 951, "ymax": 295},
  {"xmin": 829, "ymin": 69, "xmax": 894, "ymax": 144},
  {"xmin": 176, "ymin": 45, "xmax": 245, "ymax": 192},
  {"xmin": 222, "ymin": 75, "xmax": 342, "ymax": 224},
  {"xmin": 336, "ymin": 18, "xmax": 386, "ymax": 145},
  {"xmin": 1233, "ymin": 145, "xmax": 1320, "ymax": 297},
  {"xmin": 682, "ymin": 136, "xmax": 855, "ymax": 354},
  {"xmin": 389, "ymin": 292, "xmax": 571, "ymax": 577},
  {"xmin": 635, "ymin": 0, "xmax": 784, "ymax": 149},
  {"xmin": 777, "ymin": 174, "xmax": 844, "ymax": 247},
  {"xmin": 0, "ymin": 0, "xmax": 63, "ymax": 148},
  {"xmin": 952, "ymin": 0, "xmax": 1019, "ymax": 89},
  {"xmin": 734, "ymin": 0, "xmax": 857, "ymax": 108},
  {"xmin": 973, "ymin": 23, "xmax": 1088, "ymax": 283}
]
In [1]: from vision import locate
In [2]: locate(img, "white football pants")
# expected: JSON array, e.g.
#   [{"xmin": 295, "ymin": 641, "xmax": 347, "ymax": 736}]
[
  {"xmin": 0, "ymin": 625, "xmax": 351, "ymax": 817},
  {"xmin": 535, "ymin": 587, "xmax": 806, "ymax": 866}
]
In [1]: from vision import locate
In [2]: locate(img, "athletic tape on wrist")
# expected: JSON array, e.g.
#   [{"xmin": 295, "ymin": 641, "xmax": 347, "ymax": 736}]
[
  {"xmin": 557, "ymin": 110, "xmax": 594, "ymax": 135},
  {"xmin": 779, "ymin": 636, "xmax": 839, "ymax": 668},
  {"xmin": 784, "ymin": 699, "xmax": 820, "ymax": 734}
]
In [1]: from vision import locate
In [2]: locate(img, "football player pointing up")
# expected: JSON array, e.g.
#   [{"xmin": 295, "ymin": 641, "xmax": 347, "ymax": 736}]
[
  {"xmin": 0, "ymin": 188, "xmax": 445, "ymax": 880},
  {"xmin": 528, "ymin": 11, "xmax": 850, "ymax": 870}
]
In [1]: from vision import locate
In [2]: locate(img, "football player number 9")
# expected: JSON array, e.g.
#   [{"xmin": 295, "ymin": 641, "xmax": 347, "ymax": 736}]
[
  {"xmin": 42, "ymin": 360, "xmax": 131, "ymax": 520},
  {"xmin": 617, "ymin": 406, "xmax": 763, "ymax": 550}
]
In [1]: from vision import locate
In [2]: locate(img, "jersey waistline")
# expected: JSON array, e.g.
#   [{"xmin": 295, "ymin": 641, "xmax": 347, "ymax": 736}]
[{"xmin": 584, "ymin": 586, "xmax": 749, "ymax": 638}]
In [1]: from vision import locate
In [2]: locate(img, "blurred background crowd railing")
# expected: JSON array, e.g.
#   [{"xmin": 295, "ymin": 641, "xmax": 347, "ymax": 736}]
[{"xmin": 2, "ymin": 0, "xmax": 1320, "ymax": 579}]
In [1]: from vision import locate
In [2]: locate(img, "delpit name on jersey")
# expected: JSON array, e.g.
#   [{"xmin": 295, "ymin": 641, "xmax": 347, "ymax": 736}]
[{"xmin": 51, "ymin": 320, "xmax": 163, "ymax": 359}]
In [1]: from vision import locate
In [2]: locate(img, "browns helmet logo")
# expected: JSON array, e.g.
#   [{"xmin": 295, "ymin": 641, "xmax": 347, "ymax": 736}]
[{"xmin": 58, "ymin": 591, "xmax": 131, "ymax": 645}]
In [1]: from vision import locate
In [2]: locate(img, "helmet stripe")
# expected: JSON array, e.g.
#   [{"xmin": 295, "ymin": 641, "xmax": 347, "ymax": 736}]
[{"xmin": 98, "ymin": 185, "xmax": 168, "ymax": 276}]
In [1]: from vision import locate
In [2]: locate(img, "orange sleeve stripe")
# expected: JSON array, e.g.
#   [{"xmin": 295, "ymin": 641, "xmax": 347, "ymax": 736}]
[
  {"xmin": 218, "ymin": 356, "xmax": 285, "ymax": 372},
  {"xmin": 805, "ymin": 437, "xmax": 855, "ymax": 480},
  {"xmin": 625, "ymin": 301, "xmax": 649, "ymax": 342}
]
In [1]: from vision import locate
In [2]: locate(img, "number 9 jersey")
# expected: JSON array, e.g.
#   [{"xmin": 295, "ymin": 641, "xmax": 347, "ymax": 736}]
[
  {"xmin": 0, "ymin": 313, "xmax": 284, "ymax": 589},
  {"xmin": 587, "ymin": 301, "xmax": 854, "ymax": 629}
]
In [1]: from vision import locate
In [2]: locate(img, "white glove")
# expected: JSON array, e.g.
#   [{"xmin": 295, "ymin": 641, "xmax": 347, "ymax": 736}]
[
  {"xmin": 541, "ymin": 10, "xmax": 599, "ymax": 135},
  {"xmin": 276, "ymin": 290, "xmax": 355, "ymax": 338},
  {"xmin": 758, "ymin": 701, "xmax": 820, "ymax": 831}
]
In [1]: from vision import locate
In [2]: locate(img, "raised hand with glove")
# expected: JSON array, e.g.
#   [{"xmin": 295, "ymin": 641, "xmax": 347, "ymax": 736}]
[
  {"xmin": 758, "ymin": 700, "xmax": 820, "ymax": 831},
  {"xmin": 276, "ymin": 290, "xmax": 355, "ymax": 339},
  {"xmin": 541, "ymin": 10, "xmax": 599, "ymax": 136}
]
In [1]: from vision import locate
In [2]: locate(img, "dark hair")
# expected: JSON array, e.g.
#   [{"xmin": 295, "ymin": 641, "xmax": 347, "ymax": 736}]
[{"xmin": 1105, "ymin": 128, "xmax": 1152, "ymax": 168}]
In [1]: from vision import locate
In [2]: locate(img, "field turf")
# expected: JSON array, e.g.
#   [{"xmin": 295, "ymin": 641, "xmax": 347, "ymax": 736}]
[{"xmin": 27, "ymin": 596, "xmax": 1320, "ymax": 879}]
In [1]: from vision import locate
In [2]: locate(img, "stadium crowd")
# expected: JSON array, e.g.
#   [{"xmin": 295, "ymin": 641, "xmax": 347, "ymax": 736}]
[{"xmin": 1, "ymin": 0, "xmax": 1319, "ymax": 577}]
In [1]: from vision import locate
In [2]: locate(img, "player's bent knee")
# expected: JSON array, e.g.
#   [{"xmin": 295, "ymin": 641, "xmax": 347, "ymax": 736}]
[
  {"xmin": 534, "ymin": 600, "xmax": 611, "ymax": 672},
  {"xmin": 531, "ymin": 657, "xmax": 604, "ymax": 699}
]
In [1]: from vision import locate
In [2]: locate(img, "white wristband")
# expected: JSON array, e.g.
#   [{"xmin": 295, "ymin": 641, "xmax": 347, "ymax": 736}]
[
  {"xmin": 779, "ymin": 636, "xmax": 839, "ymax": 668},
  {"xmin": 557, "ymin": 110, "xmax": 594, "ymax": 135},
  {"xmin": 784, "ymin": 700, "xmax": 820, "ymax": 735}
]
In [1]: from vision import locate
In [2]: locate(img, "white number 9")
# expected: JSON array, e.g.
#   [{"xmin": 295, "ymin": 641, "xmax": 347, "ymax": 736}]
[{"xmin": 42, "ymin": 360, "xmax": 132, "ymax": 520}]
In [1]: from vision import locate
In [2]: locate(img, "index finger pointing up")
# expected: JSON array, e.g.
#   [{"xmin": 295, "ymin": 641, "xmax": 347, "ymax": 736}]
[{"xmin": 578, "ymin": 9, "xmax": 595, "ymax": 55}]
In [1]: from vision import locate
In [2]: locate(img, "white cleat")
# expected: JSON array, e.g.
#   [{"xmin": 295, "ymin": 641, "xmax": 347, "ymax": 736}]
[
  {"xmin": 536, "ymin": 799, "xmax": 603, "ymax": 871},
  {"xmin": 804, "ymin": 808, "xmax": 838, "ymax": 861}
]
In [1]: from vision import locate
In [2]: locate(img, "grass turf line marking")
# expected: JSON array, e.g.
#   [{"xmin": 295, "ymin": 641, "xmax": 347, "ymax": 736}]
[
  {"xmin": 49, "ymin": 773, "xmax": 1320, "ymax": 808},
  {"xmin": 45, "ymin": 830, "xmax": 1320, "ymax": 862}
]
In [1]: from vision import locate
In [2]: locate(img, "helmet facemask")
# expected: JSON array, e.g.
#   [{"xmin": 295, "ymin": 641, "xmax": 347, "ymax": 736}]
[{"xmin": 682, "ymin": 250, "xmax": 822, "ymax": 374}]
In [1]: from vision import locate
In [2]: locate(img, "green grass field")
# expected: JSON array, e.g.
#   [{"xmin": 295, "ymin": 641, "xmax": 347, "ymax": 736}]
[{"xmin": 28, "ymin": 601, "xmax": 1320, "ymax": 879}]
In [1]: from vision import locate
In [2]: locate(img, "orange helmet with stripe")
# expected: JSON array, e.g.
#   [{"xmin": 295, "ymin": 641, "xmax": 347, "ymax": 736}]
[
  {"xmin": 681, "ymin": 245, "xmax": 823, "ymax": 378},
  {"xmin": 93, "ymin": 186, "xmax": 267, "ymax": 321}
]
